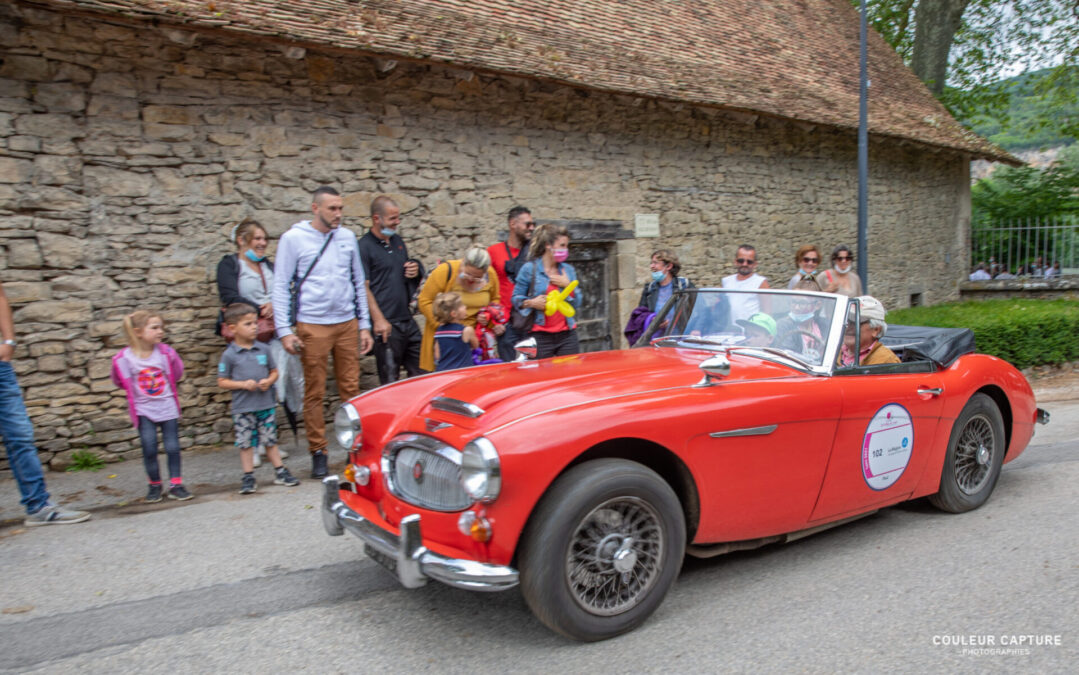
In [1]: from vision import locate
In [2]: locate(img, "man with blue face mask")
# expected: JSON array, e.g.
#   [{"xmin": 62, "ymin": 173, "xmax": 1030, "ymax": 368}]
[{"xmin": 359, "ymin": 195, "xmax": 425, "ymax": 385}]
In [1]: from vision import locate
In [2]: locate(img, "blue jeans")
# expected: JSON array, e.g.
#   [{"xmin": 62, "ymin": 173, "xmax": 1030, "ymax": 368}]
[
  {"xmin": 137, "ymin": 416, "xmax": 182, "ymax": 483},
  {"xmin": 0, "ymin": 361, "xmax": 50, "ymax": 515}
]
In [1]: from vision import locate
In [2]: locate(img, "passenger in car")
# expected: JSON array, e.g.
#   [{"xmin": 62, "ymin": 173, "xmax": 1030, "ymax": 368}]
[
  {"xmin": 735, "ymin": 312, "xmax": 776, "ymax": 348},
  {"xmin": 775, "ymin": 278, "xmax": 828, "ymax": 359},
  {"xmin": 840, "ymin": 296, "xmax": 900, "ymax": 366}
]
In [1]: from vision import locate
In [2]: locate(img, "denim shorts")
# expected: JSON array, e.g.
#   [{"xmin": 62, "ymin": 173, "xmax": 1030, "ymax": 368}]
[{"xmin": 232, "ymin": 408, "xmax": 277, "ymax": 449}]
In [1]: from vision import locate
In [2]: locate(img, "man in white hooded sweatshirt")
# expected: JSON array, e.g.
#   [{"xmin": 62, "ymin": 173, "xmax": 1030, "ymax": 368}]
[{"xmin": 272, "ymin": 186, "xmax": 373, "ymax": 478}]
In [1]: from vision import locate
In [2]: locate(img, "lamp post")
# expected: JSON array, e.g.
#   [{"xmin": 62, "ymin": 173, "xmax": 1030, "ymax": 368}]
[{"xmin": 857, "ymin": 0, "xmax": 869, "ymax": 291}]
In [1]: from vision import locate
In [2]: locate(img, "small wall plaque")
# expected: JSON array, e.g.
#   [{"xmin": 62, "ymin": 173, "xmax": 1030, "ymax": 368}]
[{"xmin": 634, "ymin": 214, "xmax": 659, "ymax": 238}]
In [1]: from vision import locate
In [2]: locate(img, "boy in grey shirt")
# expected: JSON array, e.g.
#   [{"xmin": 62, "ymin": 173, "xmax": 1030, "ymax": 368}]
[{"xmin": 217, "ymin": 304, "xmax": 300, "ymax": 493}]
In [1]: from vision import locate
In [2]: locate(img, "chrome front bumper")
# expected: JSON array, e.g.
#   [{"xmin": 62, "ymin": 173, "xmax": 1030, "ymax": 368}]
[{"xmin": 321, "ymin": 476, "xmax": 519, "ymax": 592}]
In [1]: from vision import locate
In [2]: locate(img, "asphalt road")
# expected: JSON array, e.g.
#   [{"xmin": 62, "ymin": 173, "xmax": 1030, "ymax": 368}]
[{"xmin": 1, "ymin": 406, "xmax": 1076, "ymax": 674}]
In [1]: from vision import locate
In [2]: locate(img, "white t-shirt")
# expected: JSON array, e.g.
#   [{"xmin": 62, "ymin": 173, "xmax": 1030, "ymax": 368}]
[{"xmin": 721, "ymin": 273, "xmax": 767, "ymax": 323}]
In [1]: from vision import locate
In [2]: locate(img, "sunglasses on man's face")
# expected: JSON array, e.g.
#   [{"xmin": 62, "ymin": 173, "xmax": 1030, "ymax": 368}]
[
  {"xmin": 735, "ymin": 258, "xmax": 756, "ymax": 264},
  {"xmin": 834, "ymin": 255, "xmax": 853, "ymax": 261}
]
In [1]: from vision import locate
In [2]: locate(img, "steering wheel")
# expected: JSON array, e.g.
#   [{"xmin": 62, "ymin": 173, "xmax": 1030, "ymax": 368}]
[{"xmin": 788, "ymin": 329, "xmax": 825, "ymax": 353}]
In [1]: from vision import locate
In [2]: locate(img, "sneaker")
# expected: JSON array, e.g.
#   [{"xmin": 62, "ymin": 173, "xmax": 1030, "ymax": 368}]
[
  {"xmin": 311, "ymin": 451, "xmax": 328, "ymax": 479},
  {"xmin": 146, "ymin": 484, "xmax": 164, "ymax": 503},
  {"xmin": 239, "ymin": 474, "xmax": 257, "ymax": 495},
  {"xmin": 168, "ymin": 485, "xmax": 194, "ymax": 501},
  {"xmin": 274, "ymin": 467, "xmax": 300, "ymax": 487},
  {"xmin": 25, "ymin": 504, "xmax": 91, "ymax": 527},
  {"xmin": 252, "ymin": 453, "xmax": 262, "ymax": 468}
]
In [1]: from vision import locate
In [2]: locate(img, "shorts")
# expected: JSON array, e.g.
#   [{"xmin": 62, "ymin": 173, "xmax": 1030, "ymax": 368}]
[{"xmin": 232, "ymin": 409, "xmax": 278, "ymax": 449}]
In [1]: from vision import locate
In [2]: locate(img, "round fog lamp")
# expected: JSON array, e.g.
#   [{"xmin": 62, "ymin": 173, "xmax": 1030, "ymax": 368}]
[{"xmin": 333, "ymin": 404, "xmax": 362, "ymax": 450}]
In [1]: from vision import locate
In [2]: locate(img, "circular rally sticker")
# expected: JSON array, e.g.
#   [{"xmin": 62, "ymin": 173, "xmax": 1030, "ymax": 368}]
[{"xmin": 861, "ymin": 403, "xmax": 913, "ymax": 491}]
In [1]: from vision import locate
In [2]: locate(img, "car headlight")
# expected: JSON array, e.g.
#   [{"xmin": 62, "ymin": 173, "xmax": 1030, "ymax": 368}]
[
  {"xmin": 333, "ymin": 404, "xmax": 362, "ymax": 450},
  {"xmin": 460, "ymin": 437, "xmax": 501, "ymax": 503}
]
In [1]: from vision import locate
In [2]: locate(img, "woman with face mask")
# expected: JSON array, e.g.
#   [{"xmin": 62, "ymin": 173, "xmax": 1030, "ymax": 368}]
[
  {"xmin": 417, "ymin": 246, "xmax": 502, "ymax": 372},
  {"xmin": 787, "ymin": 244, "xmax": 822, "ymax": 289},
  {"xmin": 639, "ymin": 249, "xmax": 695, "ymax": 312},
  {"xmin": 819, "ymin": 244, "xmax": 864, "ymax": 298},
  {"xmin": 216, "ymin": 219, "xmax": 301, "ymax": 463},
  {"xmin": 775, "ymin": 277, "xmax": 830, "ymax": 363},
  {"xmin": 513, "ymin": 224, "xmax": 582, "ymax": 359}
]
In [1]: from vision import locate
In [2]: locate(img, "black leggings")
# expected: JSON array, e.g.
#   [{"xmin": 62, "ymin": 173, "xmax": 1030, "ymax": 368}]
[
  {"xmin": 137, "ymin": 416, "xmax": 182, "ymax": 483},
  {"xmin": 531, "ymin": 329, "xmax": 581, "ymax": 359}
]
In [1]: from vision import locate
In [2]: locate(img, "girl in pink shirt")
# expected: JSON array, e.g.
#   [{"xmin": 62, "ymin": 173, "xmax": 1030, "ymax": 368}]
[{"xmin": 110, "ymin": 310, "xmax": 191, "ymax": 503}]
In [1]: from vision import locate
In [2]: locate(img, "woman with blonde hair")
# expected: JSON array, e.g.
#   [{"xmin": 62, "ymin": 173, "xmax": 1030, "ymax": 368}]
[{"xmin": 417, "ymin": 246, "xmax": 502, "ymax": 372}]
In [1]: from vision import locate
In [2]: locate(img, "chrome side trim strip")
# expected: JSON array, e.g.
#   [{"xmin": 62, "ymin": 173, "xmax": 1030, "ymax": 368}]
[
  {"xmin": 431, "ymin": 396, "xmax": 485, "ymax": 418},
  {"xmin": 709, "ymin": 424, "xmax": 778, "ymax": 438}
]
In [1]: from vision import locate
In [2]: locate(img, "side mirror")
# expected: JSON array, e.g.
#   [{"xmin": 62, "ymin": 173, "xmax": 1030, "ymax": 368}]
[
  {"xmin": 694, "ymin": 354, "xmax": 730, "ymax": 387},
  {"xmin": 514, "ymin": 337, "xmax": 538, "ymax": 361}
]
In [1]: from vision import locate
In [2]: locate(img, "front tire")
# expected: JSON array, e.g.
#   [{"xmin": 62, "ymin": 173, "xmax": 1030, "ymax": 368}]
[
  {"xmin": 929, "ymin": 393, "xmax": 1006, "ymax": 513},
  {"xmin": 518, "ymin": 459, "xmax": 686, "ymax": 641}
]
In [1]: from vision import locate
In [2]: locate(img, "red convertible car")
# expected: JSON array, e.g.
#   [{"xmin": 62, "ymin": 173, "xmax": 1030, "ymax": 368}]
[{"xmin": 322, "ymin": 288, "xmax": 1048, "ymax": 641}]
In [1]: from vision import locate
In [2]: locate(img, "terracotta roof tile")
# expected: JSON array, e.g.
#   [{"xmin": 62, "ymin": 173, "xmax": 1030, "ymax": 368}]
[{"xmin": 31, "ymin": 0, "xmax": 1013, "ymax": 161}]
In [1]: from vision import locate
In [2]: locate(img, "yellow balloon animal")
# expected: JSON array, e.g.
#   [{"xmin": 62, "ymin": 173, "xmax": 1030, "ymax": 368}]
[{"xmin": 545, "ymin": 279, "xmax": 579, "ymax": 317}]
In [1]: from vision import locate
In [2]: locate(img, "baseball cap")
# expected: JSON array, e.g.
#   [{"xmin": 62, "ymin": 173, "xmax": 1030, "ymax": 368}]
[
  {"xmin": 736, "ymin": 312, "xmax": 777, "ymax": 337},
  {"xmin": 857, "ymin": 296, "xmax": 886, "ymax": 322}
]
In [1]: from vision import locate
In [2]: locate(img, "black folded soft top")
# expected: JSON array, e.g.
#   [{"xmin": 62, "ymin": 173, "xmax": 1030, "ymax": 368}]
[{"xmin": 880, "ymin": 325, "xmax": 976, "ymax": 368}]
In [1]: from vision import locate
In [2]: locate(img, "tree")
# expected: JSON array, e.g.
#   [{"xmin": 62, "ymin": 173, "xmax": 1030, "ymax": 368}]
[
  {"xmin": 972, "ymin": 144, "xmax": 1079, "ymax": 223},
  {"xmin": 859, "ymin": 0, "xmax": 1079, "ymax": 137}
]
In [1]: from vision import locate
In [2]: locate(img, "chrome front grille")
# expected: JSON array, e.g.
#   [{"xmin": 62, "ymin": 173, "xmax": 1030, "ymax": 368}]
[{"xmin": 383, "ymin": 434, "xmax": 471, "ymax": 512}]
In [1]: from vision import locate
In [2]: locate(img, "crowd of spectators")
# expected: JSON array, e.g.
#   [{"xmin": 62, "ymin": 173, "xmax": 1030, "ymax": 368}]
[
  {"xmin": 2, "ymin": 181, "xmax": 911, "ymax": 517},
  {"xmin": 970, "ymin": 257, "xmax": 1066, "ymax": 281}
]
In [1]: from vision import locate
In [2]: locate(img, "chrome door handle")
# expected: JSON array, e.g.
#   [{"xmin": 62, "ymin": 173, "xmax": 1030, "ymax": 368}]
[{"xmin": 917, "ymin": 387, "xmax": 943, "ymax": 396}]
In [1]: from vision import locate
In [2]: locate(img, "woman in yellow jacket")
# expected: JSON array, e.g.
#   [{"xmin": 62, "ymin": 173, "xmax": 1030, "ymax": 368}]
[{"xmin": 417, "ymin": 247, "xmax": 502, "ymax": 372}]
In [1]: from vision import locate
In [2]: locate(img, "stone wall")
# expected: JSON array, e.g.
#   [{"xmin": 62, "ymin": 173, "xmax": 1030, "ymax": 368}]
[{"xmin": 0, "ymin": 2, "xmax": 970, "ymax": 470}]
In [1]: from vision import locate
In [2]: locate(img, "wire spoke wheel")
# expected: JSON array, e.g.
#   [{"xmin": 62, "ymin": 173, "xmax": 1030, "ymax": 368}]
[
  {"xmin": 929, "ymin": 393, "xmax": 1005, "ymax": 514},
  {"xmin": 953, "ymin": 413, "xmax": 995, "ymax": 495},
  {"xmin": 566, "ymin": 497, "xmax": 664, "ymax": 616},
  {"xmin": 519, "ymin": 459, "xmax": 686, "ymax": 641}
]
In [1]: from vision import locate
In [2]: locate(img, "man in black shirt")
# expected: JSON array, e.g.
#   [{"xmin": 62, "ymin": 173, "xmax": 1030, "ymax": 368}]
[{"xmin": 359, "ymin": 196, "xmax": 425, "ymax": 384}]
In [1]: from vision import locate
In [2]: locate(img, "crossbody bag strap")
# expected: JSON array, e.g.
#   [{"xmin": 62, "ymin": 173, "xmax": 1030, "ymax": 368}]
[{"xmin": 295, "ymin": 229, "xmax": 335, "ymax": 290}]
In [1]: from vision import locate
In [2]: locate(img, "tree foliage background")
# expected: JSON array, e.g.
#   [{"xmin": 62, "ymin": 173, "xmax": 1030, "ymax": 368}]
[{"xmin": 858, "ymin": 0, "xmax": 1079, "ymax": 139}]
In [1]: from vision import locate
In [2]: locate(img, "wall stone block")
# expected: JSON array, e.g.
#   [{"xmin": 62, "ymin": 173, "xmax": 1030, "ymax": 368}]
[
  {"xmin": 15, "ymin": 299, "xmax": 93, "ymax": 323},
  {"xmin": 2, "ymin": 280, "xmax": 51, "ymax": 303},
  {"xmin": 83, "ymin": 165, "xmax": 154, "ymax": 197}
]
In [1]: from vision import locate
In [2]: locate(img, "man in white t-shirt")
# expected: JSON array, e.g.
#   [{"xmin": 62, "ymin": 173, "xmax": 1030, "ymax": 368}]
[{"xmin": 721, "ymin": 244, "xmax": 770, "ymax": 323}]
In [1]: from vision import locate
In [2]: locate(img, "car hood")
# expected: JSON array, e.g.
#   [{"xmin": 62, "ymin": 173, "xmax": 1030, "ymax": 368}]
[{"xmin": 402, "ymin": 347, "xmax": 801, "ymax": 430}]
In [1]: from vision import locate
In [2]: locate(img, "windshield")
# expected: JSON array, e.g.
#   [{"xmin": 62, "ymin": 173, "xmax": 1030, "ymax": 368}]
[{"xmin": 639, "ymin": 288, "xmax": 841, "ymax": 369}]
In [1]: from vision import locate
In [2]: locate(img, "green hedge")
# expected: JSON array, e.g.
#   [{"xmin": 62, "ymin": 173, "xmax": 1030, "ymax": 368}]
[{"xmin": 888, "ymin": 299, "xmax": 1079, "ymax": 369}]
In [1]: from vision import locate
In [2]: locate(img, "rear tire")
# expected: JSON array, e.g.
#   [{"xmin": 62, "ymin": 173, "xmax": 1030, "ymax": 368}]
[
  {"xmin": 518, "ymin": 459, "xmax": 686, "ymax": 641},
  {"xmin": 929, "ymin": 393, "xmax": 1006, "ymax": 513}
]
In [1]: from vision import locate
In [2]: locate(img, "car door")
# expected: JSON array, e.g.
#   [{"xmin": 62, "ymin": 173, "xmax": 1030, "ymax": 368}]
[
  {"xmin": 809, "ymin": 370, "xmax": 945, "ymax": 523},
  {"xmin": 686, "ymin": 377, "xmax": 844, "ymax": 543}
]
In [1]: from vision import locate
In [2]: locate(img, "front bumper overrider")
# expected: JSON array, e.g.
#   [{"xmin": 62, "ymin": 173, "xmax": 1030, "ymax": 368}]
[{"xmin": 321, "ymin": 476, "xmax": 519, "ymax": 592}]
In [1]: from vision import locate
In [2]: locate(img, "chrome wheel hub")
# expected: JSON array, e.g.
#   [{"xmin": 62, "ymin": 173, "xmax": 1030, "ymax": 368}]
[
  {"xmin": 955, "ymin": 413, "xmax": 995, "ymax": 495},
  {"xmin": 566, "ymin": 498, "xmax": 664, "ymax": 616}
]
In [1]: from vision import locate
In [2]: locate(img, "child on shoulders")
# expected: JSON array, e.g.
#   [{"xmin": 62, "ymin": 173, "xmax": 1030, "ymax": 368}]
[
  {"xmin": 216, "ymin": 303, "xmax": 299, "ymax": 494},
  {"xmin": 433, "ymin": 292, "xmax": 479, "ymax": 372},
  {"xmin": 110, "ymin": 310, "xmax": 191, "ymax": 502}
]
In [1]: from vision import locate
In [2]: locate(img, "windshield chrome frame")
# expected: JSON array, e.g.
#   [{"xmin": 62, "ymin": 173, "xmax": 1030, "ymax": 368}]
[{"xmin": 648, "ymin": 288, "xmax": 851, "ymax": 376}]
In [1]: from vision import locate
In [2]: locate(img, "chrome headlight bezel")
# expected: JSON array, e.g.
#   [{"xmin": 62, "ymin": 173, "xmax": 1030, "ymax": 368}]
[
  {"xmin": 333, "ymin": 404, "xmax": 362, "ymax": 450},
  {"xmin": 460, "ymin": 436, "xmax": 501, "ymax": 503}
]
